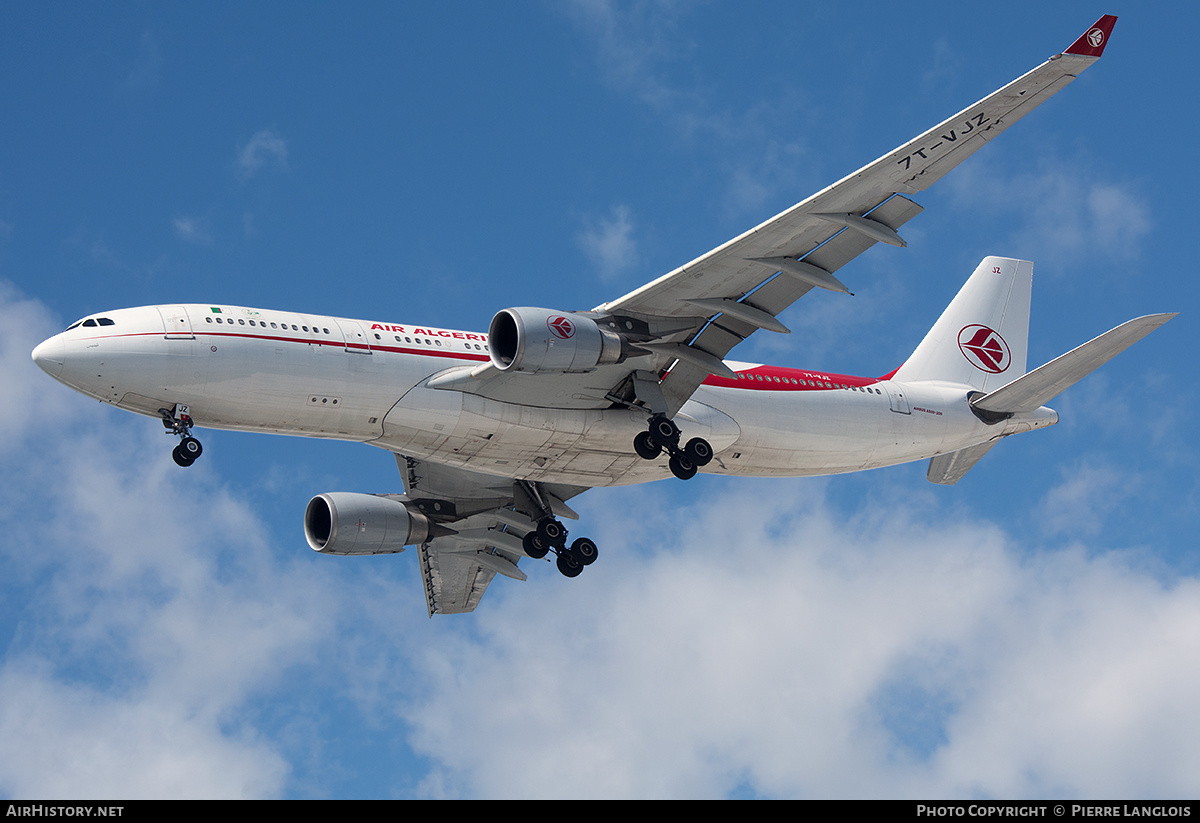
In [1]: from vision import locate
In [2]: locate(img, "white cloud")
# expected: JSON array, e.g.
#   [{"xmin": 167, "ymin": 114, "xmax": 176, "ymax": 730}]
[
  {"xmin": 0, "ymin": 663, "xmax": 289, "ymax": 799},
  {"xmin": 561, "ymin": 0, "xmax": 695, "ymax": 118},
  {"xmin": 0, "ymin": 284, "xmax": 336, "ymax": 798},
  {"xmin": 8, "ymin": 282, "xmax": 1196, "ymax": 799},
  {"xmin": 578, "ymin": 204, "xmax": 638, "ymax": 281},
  {"xmin": 945, "ymin": 159, "xmax": 1152, "ymax": 264},
  {"xmin": 119, "ymin": 31, "xmax": 163, "ymax": 95},
  {"xmin": 395, "ymin": 482, "xmax": 1200, "ymax": 799},
  {"xmin": 237, "ymin": 129, "xmax": 289, "ymax": 178},
  {"xmin": 173, "ymin": 215, "xmax": 212, "ymax": 245},
  {"xmin": 559, "ymin": 3, "xmax": 815, "ymax": 224},
  {"xmin": 1036, "ymin": 460, "xmax": 1129, "ymax": 537}
]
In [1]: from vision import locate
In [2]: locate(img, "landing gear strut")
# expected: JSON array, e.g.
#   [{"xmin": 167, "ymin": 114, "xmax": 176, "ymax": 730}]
[
  {"xmin": 516, "ymin": 481, "xmax": 600, "ymax": 578},
  {"xmin": 634, "ymin": 415, "xmax": 712, "ymax": 480},
  {"xmin": 160, "ymin": 405, "xmax": 203, "ymax": 467}
]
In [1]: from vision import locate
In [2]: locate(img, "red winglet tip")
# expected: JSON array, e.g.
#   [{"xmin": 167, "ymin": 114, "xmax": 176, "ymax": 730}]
[{"xmin": 1065, "ymin": 15, "xmax": 1118, "ymax": 57}]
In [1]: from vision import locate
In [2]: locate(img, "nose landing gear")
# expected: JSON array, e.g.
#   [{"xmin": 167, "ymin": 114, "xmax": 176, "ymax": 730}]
[
  {"xmin": 634, "ymin": 415, "xmax": 713, "ymax": 480},
  {"xmin": 160, "ymin": 406, "xmax": 203, "ymax": 467}
]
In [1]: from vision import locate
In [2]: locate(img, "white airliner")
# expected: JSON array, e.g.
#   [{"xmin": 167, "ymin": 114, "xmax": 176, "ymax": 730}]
[{"xmin": 31, "ymin": 16, "xmax": 1174, "ymax": 614}]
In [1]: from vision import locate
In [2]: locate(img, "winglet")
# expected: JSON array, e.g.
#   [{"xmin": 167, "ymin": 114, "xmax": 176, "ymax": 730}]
[{"xmin": 1064, "ymin": 15, "xmax": 1117, "ymax": 58}]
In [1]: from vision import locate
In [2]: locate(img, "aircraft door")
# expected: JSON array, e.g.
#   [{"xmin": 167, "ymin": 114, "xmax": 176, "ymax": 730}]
[
  {"xmin": 335, "ymin": 319, "xmax": 372, "ymax": 354},
  {"xmin": 881, "ymin": 382, "xmax": 911, "ymax": 414},
  {"xmin": 157, "ymin": 306, "xmax": 195, "ymax": 339}
]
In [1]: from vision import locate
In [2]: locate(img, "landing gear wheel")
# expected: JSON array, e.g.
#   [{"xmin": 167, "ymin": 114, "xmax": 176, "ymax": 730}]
[
  {"xmin": 683, "ymin": 437, "xmax": 712, "ymax": 467},
  {"xmin": 522, "ymin": 531, "xmax": 549, "ymax": 560},
  {"xmin": 634, "ymin": 430, "xmax": 662, "ymax": 460},
  {"xmin": 571, "ymin": 537, "xmax": 599, "ymax": 566},
  {"xmin": 669, "ymin": 453, "xmax": 697, "ymax": 480},
  {"xmin": 556, "ymin": 551, "xmax": 584, "ymax": 578},
  {"xmin": 179, "ymin": 436, "xmax": 202, "ymax": 460},
  {"xmin": 648, "ymin": 416, "xmax": 681, "ymax": 448},
  {"xmin": 162, "ymin": 407, "xmax": 202, "ymax": 467},
  {"xmin": 537, "ymin": 518, "xmax": 567, "ymax": 549}
]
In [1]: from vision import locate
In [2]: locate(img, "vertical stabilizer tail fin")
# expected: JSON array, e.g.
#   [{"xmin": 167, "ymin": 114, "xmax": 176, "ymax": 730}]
[{"xmin": 893, "ymin": 256, "xmax": 1032, "ymax": 391}]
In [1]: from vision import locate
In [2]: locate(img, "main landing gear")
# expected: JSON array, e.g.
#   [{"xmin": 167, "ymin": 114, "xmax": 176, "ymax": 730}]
[
  {"xmin": 160, "ymin": 405, "xmax": 203, "ymax": 467},
  {"xmin": 521, "ymin": 516, "xmax": 599, "ymax": 579},
  {"xmin": 633, "ymin": 415, "xmax": 713, "ymax": 480},
  {"xmin": 514, "ymin": 480, "xmax": 599, "ymax": 579}
]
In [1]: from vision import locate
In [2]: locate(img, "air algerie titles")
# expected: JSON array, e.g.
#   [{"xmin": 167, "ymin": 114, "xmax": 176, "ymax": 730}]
[{"xmin": 370, "ymin": 322, "xmax": 488, "ymax": 343}]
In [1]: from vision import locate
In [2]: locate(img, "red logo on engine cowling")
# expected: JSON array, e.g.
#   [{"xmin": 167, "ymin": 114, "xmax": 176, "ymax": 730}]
[
  {"xmin": 958, "ymin": 325, "xmax": 1011, "ymax": 374},
  {"xmin": 547, "ymin": 315, "xmax": 575, "ymax": 339}
]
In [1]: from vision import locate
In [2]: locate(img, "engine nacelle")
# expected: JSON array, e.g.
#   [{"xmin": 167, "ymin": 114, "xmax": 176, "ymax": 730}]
[
  {"xmin": 488, "ymin": 307, "xmax": 625, "ymax": 374},
  {"xmin": 304, "ymin": 492, "xmax": 433, "ymax": 556}
]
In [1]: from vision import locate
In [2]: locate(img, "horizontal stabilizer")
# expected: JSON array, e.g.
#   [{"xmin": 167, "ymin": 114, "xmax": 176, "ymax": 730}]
[
  {"xmin": 927, "ymin": 440, "xmax": 1000, "ymax": 486},
  {"xmin": 972, "ymin": 313, "xmax": 1176, "ymax": 414}
]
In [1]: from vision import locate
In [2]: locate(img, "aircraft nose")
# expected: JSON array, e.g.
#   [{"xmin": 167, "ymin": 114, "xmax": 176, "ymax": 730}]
[{"xmin": 31, "ymin": 334, "xmax": 65, "ymax": 378}]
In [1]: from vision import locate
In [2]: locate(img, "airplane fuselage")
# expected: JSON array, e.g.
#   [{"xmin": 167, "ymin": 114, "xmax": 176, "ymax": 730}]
[{"xmin": 31, "ymin": 303, "xmax": 1057, "ymax": 487}]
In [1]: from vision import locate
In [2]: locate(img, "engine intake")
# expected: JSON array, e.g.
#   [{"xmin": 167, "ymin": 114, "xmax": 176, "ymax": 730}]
[
  {"xmin": 488, "ymin": 307, "xmax": 625, "ymax": 374},
  {"xmin": 304, "ymin": 492, "xmax": 433, "ymax": 555}
]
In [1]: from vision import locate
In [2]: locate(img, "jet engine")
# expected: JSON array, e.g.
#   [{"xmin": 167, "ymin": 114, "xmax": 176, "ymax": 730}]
[
  {"xmin": 304, "ymin": 492, "xmax": 433, "ymax": 555},
  {"xmin": 488, "ymin": 307, "xmax": 626, "ymax": 374}
]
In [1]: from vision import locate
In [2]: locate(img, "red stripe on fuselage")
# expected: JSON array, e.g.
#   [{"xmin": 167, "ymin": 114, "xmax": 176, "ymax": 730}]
[
  {"xmin": 82, "ymin": 330, "xmax": 875, "ymax": 383},
  {"xmin": 703, "ymin": 365, "xmax": 880, "ymax": 391},
  {"xmin": 77, "ymin": 329, "xmax": 492, "ymax": 362}
]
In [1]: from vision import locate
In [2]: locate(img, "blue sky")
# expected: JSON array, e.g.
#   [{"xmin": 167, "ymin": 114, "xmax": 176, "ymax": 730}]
[{"xmin": 2, "ymin": 2, "xmax": 1198, "ymax": 799}]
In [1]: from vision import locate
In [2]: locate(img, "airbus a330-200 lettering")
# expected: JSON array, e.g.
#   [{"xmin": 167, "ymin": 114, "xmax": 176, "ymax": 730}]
[{"xmin": 33, "ymin": 16, "xmax": 1174, "ymax": 614}]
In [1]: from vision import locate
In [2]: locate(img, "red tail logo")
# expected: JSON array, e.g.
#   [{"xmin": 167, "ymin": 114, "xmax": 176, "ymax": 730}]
[
  {"xmin": 958, "ymin": 325, "xmax": 1010, "ymax": 373},
  {"xmin": 547, "ymin": 315, "xmax": 575, "ymax": 339}
]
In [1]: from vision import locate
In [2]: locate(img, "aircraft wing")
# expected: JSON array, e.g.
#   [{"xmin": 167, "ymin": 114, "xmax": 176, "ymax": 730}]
[
  {"xmin": 593, "ymin": 15, "xmax": 1118, "ymax": 412},
  {"xmin": 429, "ymin": 16, "xmax": 1116, "ymax": 417},
  {"xmin": 395, "ymin": 454, "xmax": 587, "ymax": 615}
]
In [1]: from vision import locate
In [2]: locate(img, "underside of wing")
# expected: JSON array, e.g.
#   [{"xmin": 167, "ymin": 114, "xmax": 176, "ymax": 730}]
[
  {"xmin": 422, "ymin": 17, "xmax": 1117, "ymax": 421},
  {"xmin": 397, "ymin": 455, "xmax": 588, "ymax": 616},
  {"xmin": 593, "ymin": 17, "xmax": 1117, "ymax": 413}
]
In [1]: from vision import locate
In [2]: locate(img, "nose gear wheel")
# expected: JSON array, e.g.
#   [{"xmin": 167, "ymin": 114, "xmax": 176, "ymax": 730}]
[{"xmin": 160, "ymin": 406, "xmax": 203, "ymax": 467}]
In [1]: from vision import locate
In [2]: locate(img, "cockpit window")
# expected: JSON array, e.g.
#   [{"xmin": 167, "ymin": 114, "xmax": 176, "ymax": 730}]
[{"xmin": 65, "ymin": 316, "xmax": 116, "ymax": 331}]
